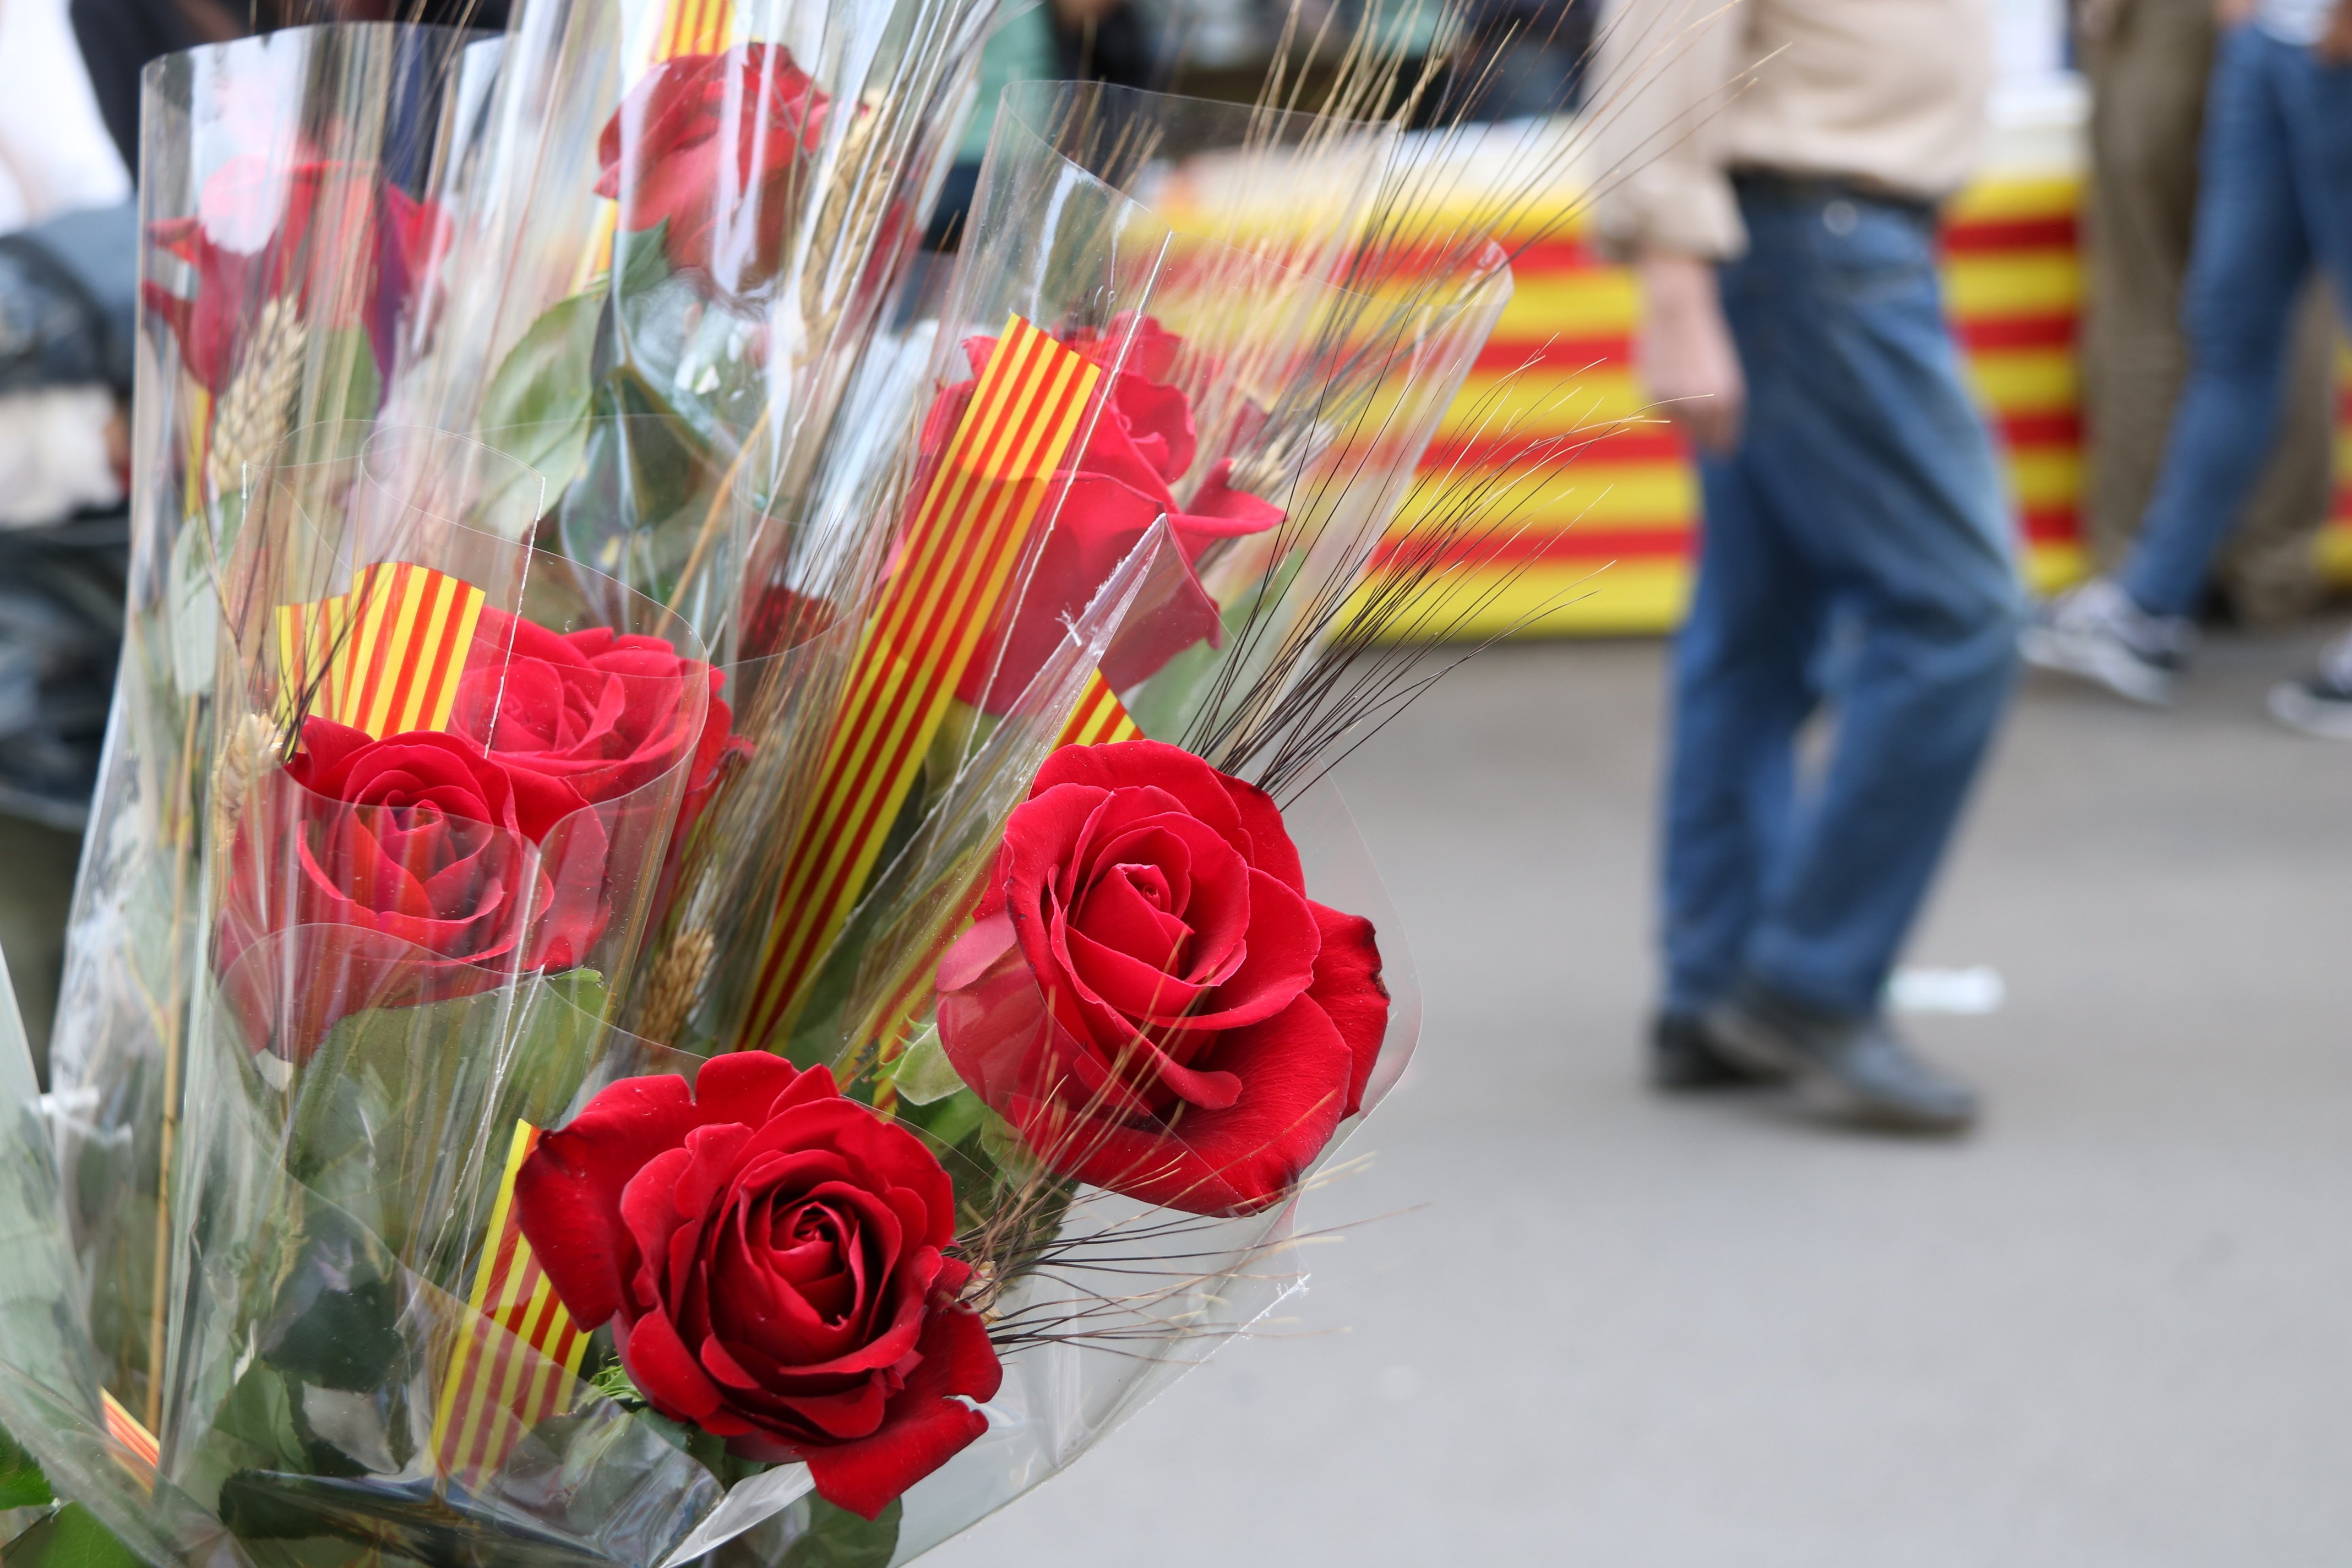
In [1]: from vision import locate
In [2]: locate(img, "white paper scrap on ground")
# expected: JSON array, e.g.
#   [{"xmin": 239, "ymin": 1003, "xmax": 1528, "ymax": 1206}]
[
  {"xmin": 657, "ymin": 1461, "xmax": 815, "ymax": 1567},
  {"xmin": 1886, "ymin": 966, "xmax": 2006, "ymax": 1016}
]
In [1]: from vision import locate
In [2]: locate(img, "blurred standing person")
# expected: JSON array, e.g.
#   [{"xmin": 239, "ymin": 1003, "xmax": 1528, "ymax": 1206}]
[
  {"xmin": 2077, "ymin": 0, "xmax": 2334, "ymax": 629},
  {"xmin": 2028, "ymin": 0, "xmax": 2352, "ymax": 731},
  {"xmin": 1445, "ymin": 0, "xmax": 1598, "ymax": 121},
  {"xmin": 1592, "ymin": 0, "xmax": 2021, "ymax": 1131}
]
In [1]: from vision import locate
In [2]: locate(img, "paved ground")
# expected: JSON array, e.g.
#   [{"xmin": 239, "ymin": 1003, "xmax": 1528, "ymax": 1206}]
[{"xmin": 931, "ymin": 622, "xmax": 2352, "ymax": 1567}]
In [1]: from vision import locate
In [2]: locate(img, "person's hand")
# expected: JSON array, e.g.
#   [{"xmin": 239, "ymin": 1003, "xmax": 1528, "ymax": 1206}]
[
  {"xmin": 2318, "ymin": 0, "xmax": 2352, "ymax": 61},
  {"xmin": 2214, "ymin": 0, "xmax": 2257, "ymax": 28},
  {"xmin": 1636, "ymin": 249, "xmax": 1745, "ymax": 456}
]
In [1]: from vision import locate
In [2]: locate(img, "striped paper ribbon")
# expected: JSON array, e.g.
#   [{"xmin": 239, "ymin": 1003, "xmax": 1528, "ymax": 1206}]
[
  {"xmin": 100, "ymin": 1389, "xmax": 158, "ymax": 1491},
  {"xmin": 431, "ymin": 1123, "xmax": 590, "ymax": 1492},
  {"xmin": 865, "ymin": 672, "xmax": 1141, "ymax": 1112},
  {"xmin": 1056, "ymin": 669, "xmax": 1141, "ymax": 748},
  {"xmin": 742, "ymin": 316, "xmax": 1103, "ymax": 1050},
  {"xmin": 656, "ymin": 0, "xmax": 732, "ymax": 58},
  {"xmin": 275, "ymin": 560, "xmax": 486, "ymax": 739}
]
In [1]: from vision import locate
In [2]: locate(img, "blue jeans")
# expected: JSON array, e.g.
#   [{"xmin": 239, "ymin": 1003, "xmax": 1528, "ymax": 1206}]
[
  {"xmin": 2120, "ymin": 25, "xmax": 2352, "ymax": 617},
  {"xmin": 1661, "ymin": 181, "xmax": 2023, "ymax": 1021}
]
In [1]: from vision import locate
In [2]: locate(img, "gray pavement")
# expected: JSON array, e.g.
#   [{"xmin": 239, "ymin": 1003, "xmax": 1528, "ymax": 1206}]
[{"xmin": 931, "ymin": 622, "xmax": 2352, "ymax": 1567}]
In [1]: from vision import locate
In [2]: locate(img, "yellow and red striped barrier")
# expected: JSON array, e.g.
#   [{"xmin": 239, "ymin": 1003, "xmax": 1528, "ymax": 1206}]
[{"xmin": 1372, "ymin": 171, "xmax": 2352, "ymax": 638}]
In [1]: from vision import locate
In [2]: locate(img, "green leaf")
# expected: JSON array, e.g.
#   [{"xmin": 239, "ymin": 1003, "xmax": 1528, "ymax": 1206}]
[
  {"xmin": 263, "ymin": 1271, "xmax": 404, "ymax": 1396},
  {"xmin": 215, "ymin": 1472, "xmax": 362, "ymax": 1544},
  {"xmin": 283, "ymin": 970, "xmax": 609, "ymax": 1258},
  {"xmin": 614, "ymin": 221, "xmax": 673, "ymax": 300},
  {"xmin": 781, "ymin": 1498, "xmax": 899, "ymax": 1568},
  {"xmin": 0, "ymin": 1428, "xmax": 51, "ymax": 1511},
  {"xmin": 480, "ymin": 292, "xmax": 605, "ymax": 501},
  {"xmin": 0, "ymin": 1506, "xmax": 142, "ymax": 1568},
  {"xmin": 167, "ymin": 514, "xmax": 219, "ymax": 697},
  {"xmin": 706, "ymin": 1497, "xmax": 900, "ymax": 1568},
  {"xmin": 301, "ymin": 327, "xmax": 380, "ymax": 429}
]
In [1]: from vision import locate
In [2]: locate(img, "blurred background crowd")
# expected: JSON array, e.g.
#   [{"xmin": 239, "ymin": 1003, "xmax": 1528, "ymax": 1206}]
[{"xmin": 1, "ymin": 0, "xmax": 2345, "ymax": 1555}]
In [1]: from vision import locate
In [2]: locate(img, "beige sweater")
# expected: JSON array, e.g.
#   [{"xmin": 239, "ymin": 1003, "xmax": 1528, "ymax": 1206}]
[{"xmin": 1588, "ymin": 0, "xmax": 1993, "ymax": 260}]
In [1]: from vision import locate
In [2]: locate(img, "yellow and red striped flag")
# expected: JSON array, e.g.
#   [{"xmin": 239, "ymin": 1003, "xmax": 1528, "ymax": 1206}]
[
  {"xmin": 275, "ymin": 560, "xmax": 486, "ymax": 739},
  {"xmin": 1055, "ymin": 669, "xmax": 1141, "ymax": 748},
  {"xmin": 100, "ymin": 1390, "xmax": 158, "ymax": 1492},
  {"xmin": 431, "ymin": 1123, "xmax": 591, "ymax": 1493},
  {"xmin": 656, "ymin": 0, "xmax": 731, "ymax": 59},
  {"xmin": 866, "ymin": 647, "xmax": 1142, "ymax": 1117},
  {"xmin": 742, "ymin": 316, "xmax": 1103, "ymax": 1050}
]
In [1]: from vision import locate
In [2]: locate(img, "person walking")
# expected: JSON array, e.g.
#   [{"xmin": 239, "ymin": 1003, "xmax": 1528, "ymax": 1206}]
[
  {"xmin": 2028, "ymin": 0, "xmax": 2352, "ymax": 733},
  {"xmin": 2078, "ymin": 0, "xmax": 2335, "ymax": 632},
  {"xmin": 1593, "ymin": 0, "xmax": 2022, "ymax": 1132}
]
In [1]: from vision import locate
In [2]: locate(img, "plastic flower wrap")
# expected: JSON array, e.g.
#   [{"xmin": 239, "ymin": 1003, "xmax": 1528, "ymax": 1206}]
[
  {"xmin": 7, "ymin": 12, "xmax": 1526, "ymax": 1565},
  {"xmin": 402, "ymin": 0, "xmax": 999, "ymax": 648},
  {"xmin": 48, "ymin": 21, "xmax": 507, "ymax": 1436}
]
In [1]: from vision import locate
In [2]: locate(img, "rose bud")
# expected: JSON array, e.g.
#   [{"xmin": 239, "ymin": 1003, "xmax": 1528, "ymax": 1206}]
[
  {"xmin": 514, "ymin": 1053, "xmax": 1002, "ymax": 1521},
  {"xmin": 936, "ymin": 317, "xmax": 1284, "ymax": 713},
  {"xmin": 594, "ymin": 42, "xmax": 830, "ymax": 292},
  {"xmin": 936, "ymin": 740, "xmax": 1389, "ymax": 1215}
]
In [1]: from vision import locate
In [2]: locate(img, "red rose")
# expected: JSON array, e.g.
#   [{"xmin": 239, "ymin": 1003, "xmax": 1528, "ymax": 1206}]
[
  {"xmin": 946, "ymin": 318, "xmax": 1286, "ymax": 712},
  {"xmin": 935, "ymin": 740, "xmax": 1387, "ymax": 1215},
  {"xmin": 596, "ymin": 43, "xmax": 830, "ymax": 290},
  {"xmin": 513, "ymin": 1053, "xmax": 1001, "ymax": 1521},
  {"xmin": 216, "ymin": 718, "xmax": 608, "ymax": 1055},
  {"xmin": 144, "ymin": 156, "xmax": 444, "ymax": 391},
  {"xmin": 451, "ymin": 607, "xmax": 742, "ymax": 835}
]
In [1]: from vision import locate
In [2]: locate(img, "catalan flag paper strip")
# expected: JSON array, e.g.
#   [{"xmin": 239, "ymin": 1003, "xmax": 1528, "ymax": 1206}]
[
  {"xmin": 866, "ymin": 672, "xmax": 1139, "ymax": 1113},
  {"xmin": 1055, "ymin": 669, "xmax": 1142, "ymax": 748},
  {"xmin": 431, "ymin": 1123, "xmax": 590, "ymax": 1493},
  {"xmin": 743, "ymin": 317, "xmax": 1103, "ymax": 1050},
  {"xmin": 656, "ymin": 0, "xmax": 732, "ymax": 58},
  {"xmin": 100, "ymin": 1389, "xmax": 159, "ymax": 1491},
  {"xmin": 275, "ymin": 560, "xmax": 486, "ymax": 739}
]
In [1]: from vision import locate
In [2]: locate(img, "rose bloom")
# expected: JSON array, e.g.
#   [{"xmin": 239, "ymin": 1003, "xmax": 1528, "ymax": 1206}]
[
  {"xmin": 937, "ymin": 741, "xmax": 1388, "ymax": 1215},
  {"xmin": 216, "ymin": 718, "xmax": 607, "ymax": 1057},
  {"xmin": 450, "ymin": 607, "xmax": 742, "ymax": 846},
  {"xmin": 145, "ymin": 156, "xmax": 445, "ymax": 391},
  {"xmin": 514, "ymin": 1053, "xmax": 1001, "ymax": 1521},
  {"xmin": 596, "ymin": 43, "xmax": 830, "ymax": 291},
  {"xmin": 941, "ymin": 317, "xmax": 1285, "ymax": 712}
]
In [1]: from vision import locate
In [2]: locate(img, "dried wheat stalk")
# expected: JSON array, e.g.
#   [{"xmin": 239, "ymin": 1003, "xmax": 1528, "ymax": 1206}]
[
  {"xmin": 205, "ymin": 298, "xmax": 306, "ymax": 502},
  {"xmin": 638, "ymin": 925, "xmax": 716, "ymax": 1045}
]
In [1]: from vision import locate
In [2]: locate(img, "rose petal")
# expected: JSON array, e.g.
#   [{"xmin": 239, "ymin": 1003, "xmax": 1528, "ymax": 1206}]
[
  {"xmin": 1306, "ymin": 902, "xmax": 1388, "ymax": 1117},
  {"xmin": 515, "ymin": 1075, "xmax": 706, "ymax": 1327},
  {"xmin": 1015, "ymin": 991, "xmax": 1352, "ymax": 1215},
  {"xmin": 802, "ymin": 1305, "xmax": 1000, "ymax": 1521}
]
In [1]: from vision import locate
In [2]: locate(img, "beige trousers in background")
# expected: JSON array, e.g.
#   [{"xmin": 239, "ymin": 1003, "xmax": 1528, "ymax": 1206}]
[{"xmin": 2083, "ymin": 0, "xmax": 2335, "ymax": 625}]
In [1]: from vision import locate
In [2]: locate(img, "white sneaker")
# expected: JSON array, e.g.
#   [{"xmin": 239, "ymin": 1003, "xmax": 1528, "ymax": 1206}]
[
  {"xmin": 2021, "ymin": 578, "xmax": 2192, "ymax": 706},
  {"xmin": 2267, "ymin": 630, "xmax": 2352, "ymax": 739}
]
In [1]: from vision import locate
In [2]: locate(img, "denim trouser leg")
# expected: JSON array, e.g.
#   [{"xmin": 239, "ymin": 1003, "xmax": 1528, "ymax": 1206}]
[
  {"xmin": 1661, "ymin": 187, "xmax": 2023, "ymax": 1021},
  {"xmin": 1660, "ymin": 460, "xmax": 1822, "ymax": 1015},
  {"xmin": 2121, "ymin": 27, "xmax": 2352, "ymax": 616}
]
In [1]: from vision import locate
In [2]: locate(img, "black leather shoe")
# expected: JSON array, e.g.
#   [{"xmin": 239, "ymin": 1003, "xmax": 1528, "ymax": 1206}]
[
  {"xmin": 1704, "ymin": 979, "xmax": 1979, "ymax": 1133},
  {"xmin": 1649, "ymin": 1010, "xmax": 1786, "ymax": 1090}
]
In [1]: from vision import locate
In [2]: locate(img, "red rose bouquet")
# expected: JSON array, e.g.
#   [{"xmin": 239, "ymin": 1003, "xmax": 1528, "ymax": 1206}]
[{"xmin": 9, "ymin": 25, "xmax": 1538, "ymax": 1568}]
